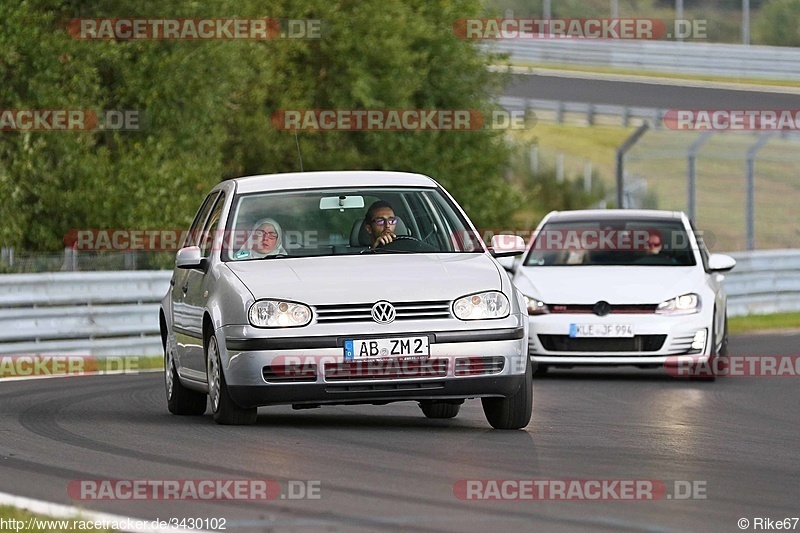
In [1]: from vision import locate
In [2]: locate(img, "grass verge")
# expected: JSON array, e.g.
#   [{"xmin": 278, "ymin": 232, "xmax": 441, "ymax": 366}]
[
  {"xmin": 508, "ymin": 121, "xmax": 800, "ymax": 252},
  {"xmin": 729, "ymin": 312, "xmax": 800, "ymax": 334},
  {"xmin": 0, "ymin": 506, "xmax": 115, "ymax": 532}
]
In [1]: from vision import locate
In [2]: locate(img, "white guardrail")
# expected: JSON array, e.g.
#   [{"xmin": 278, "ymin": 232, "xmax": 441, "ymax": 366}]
[
  {"xmin": 491, "ymin": 40, "xmax": 800, "ymax": 81},
  {"xmin": 0, "ymin": 250, "xmax": 797, "ymax": 356},
  {"xmin": 0, "ymin": 271, "xmax": 170, "ymax": 357},
  {"xmin": 499, "ymin": 96, "xmax": 665, "ymax": 127}
]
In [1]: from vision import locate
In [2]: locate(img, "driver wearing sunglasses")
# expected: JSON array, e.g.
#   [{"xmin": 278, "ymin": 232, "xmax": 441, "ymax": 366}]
[{"xmin": 365, "ymin": 200, "xmax": 399, "ymax": 249}]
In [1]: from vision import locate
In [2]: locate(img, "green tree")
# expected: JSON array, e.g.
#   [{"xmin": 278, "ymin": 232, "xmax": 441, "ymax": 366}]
[
  {"xmin": 1, "ymin": 0, "xmax": 519, "ymax": 252},
  {"xmin": 754, "ymin": 0, "xmax": 800, "ymax": 46}
]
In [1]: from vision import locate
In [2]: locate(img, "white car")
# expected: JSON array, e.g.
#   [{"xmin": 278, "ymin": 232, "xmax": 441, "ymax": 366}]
[
  {"xmin": 160, "ymin": 171, "xmax": 532, "ymax": 427},
  {"xmin": 502, "ymin": 209, "xmax": 735, "ymax": 374}
]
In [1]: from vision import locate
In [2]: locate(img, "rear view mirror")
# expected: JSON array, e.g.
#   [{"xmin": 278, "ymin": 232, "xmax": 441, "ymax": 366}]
[{"xmin": 320, "ymin": 196, "xmax": 365, "ymax": 211}]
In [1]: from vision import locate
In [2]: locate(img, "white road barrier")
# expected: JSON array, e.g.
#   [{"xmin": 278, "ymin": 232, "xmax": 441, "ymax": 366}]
[{"xmin": 0, "ymin": 250, "xmax": 796, "ymax": 356}]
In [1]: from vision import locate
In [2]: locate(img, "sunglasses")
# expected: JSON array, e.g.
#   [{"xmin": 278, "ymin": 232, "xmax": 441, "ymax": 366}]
[{"xmin": 371, "ymin": 217, "xmax": 398, "ymax": 226}]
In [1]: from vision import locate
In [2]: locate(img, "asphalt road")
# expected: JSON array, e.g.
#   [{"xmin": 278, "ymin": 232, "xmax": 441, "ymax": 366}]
[
  {"xmin": 506, "ymin": 72, "xmax": 800, "ymax": 108},
  {"xmin": 1, "ymin": 333, "xmax": 798, "ymax": 532}
]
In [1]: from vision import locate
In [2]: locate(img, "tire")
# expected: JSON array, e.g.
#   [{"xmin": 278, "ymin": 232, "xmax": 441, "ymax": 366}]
[
  {"xmin": 419, "ymin": 401, "xmax": 461, "ymax": 419},
  {"xmin": 207, "ymin": 332, "xmax": 257, "ymax": 425},
  {"xmin": 535, "ymin": 363, "xmax": 549, "ymax": 375},
  {"xmin": 705, "ymin": 312, "xmax": 730, "ymax": 378},
  {"xmin": 719, "ymin": 313, "xmax": 729, "ymax": 357},
  {"xmin": 165, "ymin": 346, "xmax": 207, "ymax": 416},
  {"xmin": 482, "ymin": 357, "xmax": 533, "ymax": 430}
]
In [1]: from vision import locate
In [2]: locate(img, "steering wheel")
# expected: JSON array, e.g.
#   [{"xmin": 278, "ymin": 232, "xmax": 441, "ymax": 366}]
[
  {"xmin": 378, "ymin": 234, "xmax": 437, "ymax": 252},
  {"xmin": 393, "ymin": 235, "xmax": 421, "ymax": 243}
]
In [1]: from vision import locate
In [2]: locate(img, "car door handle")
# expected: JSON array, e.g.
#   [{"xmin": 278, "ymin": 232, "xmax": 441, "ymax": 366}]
[{"xmin": 182, "ymin": 282, "xmax": 189, "ymax": 293}]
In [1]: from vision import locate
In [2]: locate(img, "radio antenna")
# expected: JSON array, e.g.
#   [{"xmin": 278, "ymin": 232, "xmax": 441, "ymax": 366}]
[{"xmin": 294, "ymin": 130, "xmax": 304, "ymax": 172}]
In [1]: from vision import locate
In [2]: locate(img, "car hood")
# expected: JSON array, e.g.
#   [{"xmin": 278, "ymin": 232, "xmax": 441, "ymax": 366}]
[
  {"xmin": 513, "ymin": 266, "xmax": 702, "ymax": 304},
  {"xmin": 226, "ymin": 253, "xmax": 501, "ymax": 304}
]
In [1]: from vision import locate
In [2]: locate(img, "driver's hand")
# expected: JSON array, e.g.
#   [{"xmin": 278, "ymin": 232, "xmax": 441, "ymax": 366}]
[{"xmin": 373, "ymin": 231, "xmax": 396, "ymax": 248}]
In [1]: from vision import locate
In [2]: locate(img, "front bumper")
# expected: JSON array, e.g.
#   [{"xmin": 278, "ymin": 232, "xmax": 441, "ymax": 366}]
[
  {"xmin": 228, "ymin": 373, "xmax": 527, "ymax": 409},
  {"xmin": 528, "ymin": 312, "xmax": 711, "ymax": 366},
  {"xmin": 217, "ymin": 322, "xmax": 529, "ymax": 407}
]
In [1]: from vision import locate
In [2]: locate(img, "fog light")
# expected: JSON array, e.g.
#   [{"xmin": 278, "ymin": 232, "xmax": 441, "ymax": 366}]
[{"xmin": 691, "ymin": 329, "xmax": 707, "ymax": 352}]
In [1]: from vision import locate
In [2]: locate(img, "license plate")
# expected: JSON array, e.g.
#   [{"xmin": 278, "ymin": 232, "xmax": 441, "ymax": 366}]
[
  {"xmin": 569, "ymin": 324, "xmax": 634, "ymax": 338},
  {"xmin": 344, "ymin": 337, "xmax": 430, "ymax": 361}
]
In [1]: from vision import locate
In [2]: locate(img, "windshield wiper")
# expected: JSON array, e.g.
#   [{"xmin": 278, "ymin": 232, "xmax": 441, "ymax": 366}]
[{"xmin": 360, "ymin": 248, "xmax": 418, "ymax": 254}]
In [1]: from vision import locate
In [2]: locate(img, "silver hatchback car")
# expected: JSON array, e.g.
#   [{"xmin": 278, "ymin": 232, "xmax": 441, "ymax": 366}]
[{"xmin": 160, "ymin": 171, "xmax": 532, "ymax": 428}]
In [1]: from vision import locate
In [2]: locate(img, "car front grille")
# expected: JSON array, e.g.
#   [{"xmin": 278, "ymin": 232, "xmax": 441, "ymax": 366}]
[
  {"xmin": 314, "ymin": 301, "xmax": 451, "ymax": 323},
  {"xmin": 325, "ymin": 381, "xmax": 446, "ymax": 393},
  {"xmin": 324, "ymin": 358, "xmax": 449, "ymax": 381},
  {"xmin": 548, "ymin": 304, "xmax": 657, "ymax": 314},
  {"xmin": 537, "ymin": 334, "xmax": 667, "ymax": 353}
]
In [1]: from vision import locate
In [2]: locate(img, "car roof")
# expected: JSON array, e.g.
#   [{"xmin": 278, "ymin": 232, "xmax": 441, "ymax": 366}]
[
  {"xmin": 543, "ymin": 209, "xmax": 686, "ymax": 223},
  {"xmin": 226, "ymin": 171, "xmax": 439, "ymax": 194}
]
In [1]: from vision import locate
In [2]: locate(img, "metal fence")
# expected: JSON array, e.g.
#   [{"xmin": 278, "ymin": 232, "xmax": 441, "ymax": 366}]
[
  {"xmin": 622, "ymin": 129, "xmax": 800, "ymax": 252},
  {"xmin": 0, "ymin": 253, "xmax": 797, "ymax": 357},
  {"xmin": 491, "ymin": 40, "xmax": 800, "ymax": 81},
  {"xmin": 498, "ymin": 97, "xmax": 800, "ymax": 253}
]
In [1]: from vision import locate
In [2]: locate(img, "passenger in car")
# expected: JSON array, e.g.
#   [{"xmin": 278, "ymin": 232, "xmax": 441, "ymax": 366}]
[
  {"xmin": 364, "ymin": 200, "xmax": 399, "ymax": 248},
  {"xmin": 235, "ymin": 217, "xmax": 288, "ymax": 259}
]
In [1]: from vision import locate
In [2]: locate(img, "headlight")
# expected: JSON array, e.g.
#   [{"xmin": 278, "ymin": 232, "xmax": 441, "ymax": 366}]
[
  {"xmin": 523, "ymin": 295, "xmax": 549, "ymax": 315},
  {"xmin": 655, "ymin": 293, "xmax": 701, "ymax": 315},
  {"xmin": 453, "ymin": 291, "xmax": 510, "ymax": 320},
  {"xmin": 248, "ymin": 300, "xmax": 312, "ymax": 328}
]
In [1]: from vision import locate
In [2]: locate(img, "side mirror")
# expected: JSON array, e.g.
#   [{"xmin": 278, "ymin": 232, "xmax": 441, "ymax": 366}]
[
  {"xmin": 707, "ymin": 253, "xmax": 736, "ymax": 273},
  {"xmin": 176, "ymin": 246, "xmax": 205, "ymax": 269},
  {"xmin": 490, "ymin": 234, "xmax": 525, "ymax": 256}
]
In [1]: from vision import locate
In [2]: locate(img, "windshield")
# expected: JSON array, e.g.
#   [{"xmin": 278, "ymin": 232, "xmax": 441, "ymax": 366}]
[
  {"xmin": 222, "ymin": 186, "xmax": 484, "ymax": 260},
  {"xmin": 523, "ymin": 219, "xmax": 697, "ymax": 267}
]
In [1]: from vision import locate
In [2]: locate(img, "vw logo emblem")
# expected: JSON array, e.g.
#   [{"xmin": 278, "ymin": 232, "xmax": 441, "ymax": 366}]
[
  {"xmin": 593, "ymin": 301, "xmax": 611, "ymax": 317},
  {"xmin": 371, "ymin": 301, "xmax": 396, "ymax": 324}
]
